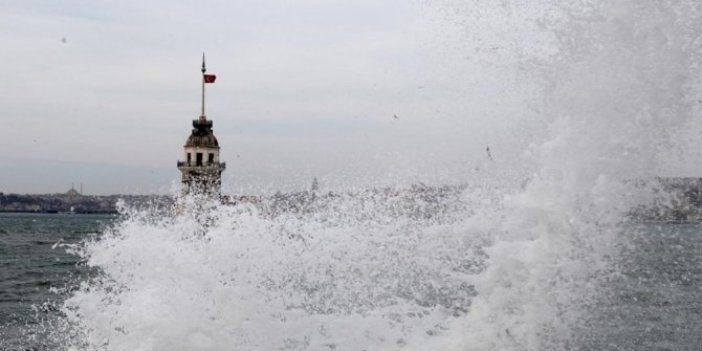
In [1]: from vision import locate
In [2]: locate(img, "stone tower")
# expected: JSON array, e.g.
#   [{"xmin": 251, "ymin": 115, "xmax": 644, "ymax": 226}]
[{"xmin": 177, "ymin": 55, "xmax": 226, "ymax": 195}]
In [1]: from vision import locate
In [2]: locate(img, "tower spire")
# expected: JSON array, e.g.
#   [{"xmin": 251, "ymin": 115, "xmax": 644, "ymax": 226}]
[{"xmin": 201, "ymin": 52, "xmax": 206, "ymax": 117}]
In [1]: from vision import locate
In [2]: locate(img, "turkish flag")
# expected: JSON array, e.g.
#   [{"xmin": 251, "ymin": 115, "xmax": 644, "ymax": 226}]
[{"xmin": 204, "ymin": 74, "xmax": 217, "ymax": 83}]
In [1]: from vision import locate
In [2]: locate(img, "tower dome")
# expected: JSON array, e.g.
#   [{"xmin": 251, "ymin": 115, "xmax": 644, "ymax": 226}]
[{"xmin": 185, "ymin": 116, "xmax": 220, "ymax": 148}]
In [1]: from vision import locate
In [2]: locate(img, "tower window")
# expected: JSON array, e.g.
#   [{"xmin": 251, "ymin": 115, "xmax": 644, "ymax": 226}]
[
  {"xmin": 196, "ymin": 153, "xmax": 203, "ymax": 166},
  {"xmin": 208, "ymin": 153, "xmax": 214, "ymax": 164},
  {"xmin": 187, "ymin": 153, "xmax": 191, "ymax": 164}
]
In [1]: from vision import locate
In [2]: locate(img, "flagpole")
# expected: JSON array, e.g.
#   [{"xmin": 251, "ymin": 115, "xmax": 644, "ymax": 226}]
[{"xmin": 201, "ymin": 53, "xmax": 206, "ymax": 117}]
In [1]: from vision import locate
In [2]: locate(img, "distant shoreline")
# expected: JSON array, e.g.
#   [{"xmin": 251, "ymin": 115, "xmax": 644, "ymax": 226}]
[
  {"xmin": 1, "ymin": 212, "xmax": 699, "ymax": 224},
  {"xmin": 4, "ymin": 177, "xmax": 702, "ymax": 222},
  {"xmin": 0, "ymin": 193, "xmax": 172, "ymax": 214}
]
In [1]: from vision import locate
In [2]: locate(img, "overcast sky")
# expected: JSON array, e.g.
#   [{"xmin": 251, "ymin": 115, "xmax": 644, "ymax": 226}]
[
  {"xmin": 6, "ymin": 1, "xmax": 696, "ymax": 195},
  {"xmin": 0, "ymin": 0, "xmax": 498, "ymax": 195}
]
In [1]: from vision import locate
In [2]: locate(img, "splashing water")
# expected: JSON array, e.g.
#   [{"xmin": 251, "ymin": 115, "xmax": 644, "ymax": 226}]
[{"xmin": 47, "ymin": 1, "xmax": 702, "ymax": 350}]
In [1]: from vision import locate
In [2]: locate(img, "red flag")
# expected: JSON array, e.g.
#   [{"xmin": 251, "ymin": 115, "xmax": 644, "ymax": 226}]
[{"xmin": 204, "ymin": 74, "xmax": 217, "ymax": 83}]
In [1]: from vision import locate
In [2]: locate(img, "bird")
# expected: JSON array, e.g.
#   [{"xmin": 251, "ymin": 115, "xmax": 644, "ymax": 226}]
[
  {"xmin": 393, "ymin": 114, "xmax": 399, "ymax": 120},
  {"xmin": 61, "ymin": 37, "xmax": 67, "ymax": 44},
  {"xmin": 486, "ymin": 146, "xmax": 493, "ymax": 161}
]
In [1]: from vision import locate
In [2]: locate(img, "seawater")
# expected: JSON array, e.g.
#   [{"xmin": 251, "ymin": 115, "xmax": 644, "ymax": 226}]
[
  {"xmin": 3, "ymin": 0, "xmax": 702, "ymax": 349},
  {"xmin": 0, "ymin": 213, "xmax": 115, "ymax": 349},
  {"xmin": 0, "ymin": 212, "xmax": 700, "ymax": 350}
]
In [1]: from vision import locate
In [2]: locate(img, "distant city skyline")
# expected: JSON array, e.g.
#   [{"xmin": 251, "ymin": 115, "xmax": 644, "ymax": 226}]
[{"xmin": 2, "ymin": 1, "xmax": 701, "ymax": 195}]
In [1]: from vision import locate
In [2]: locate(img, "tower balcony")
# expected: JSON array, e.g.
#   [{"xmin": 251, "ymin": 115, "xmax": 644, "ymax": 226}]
[{"xmin": 177, "ymin": 161, "xmax": 226, "ymax": 170}]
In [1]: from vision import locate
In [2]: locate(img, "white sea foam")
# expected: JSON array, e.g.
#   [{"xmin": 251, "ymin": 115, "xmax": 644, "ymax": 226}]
[{"xmin": 54, "ymin": 1, "xmax": 702, "ymax": 350}]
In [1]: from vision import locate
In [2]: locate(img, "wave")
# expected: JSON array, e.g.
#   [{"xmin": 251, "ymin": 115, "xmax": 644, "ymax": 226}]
[{"xmin": 38, "ymin": 1, "xmax": 702, "ymax": 350}]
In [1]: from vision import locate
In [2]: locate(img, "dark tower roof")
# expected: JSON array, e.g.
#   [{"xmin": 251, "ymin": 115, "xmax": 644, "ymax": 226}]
[{"xmin": 185, "ymin": 116, "xmax": 220, "ymax": 148}]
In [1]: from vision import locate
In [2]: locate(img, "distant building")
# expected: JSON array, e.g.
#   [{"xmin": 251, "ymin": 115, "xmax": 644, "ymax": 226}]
[
  {"xmin": 176, "ymin": 55, "xmax": 226, "ymax": 196},
  {"xmin": 65, "ymin": 187, "xmax": 81, "ymax": 197}
]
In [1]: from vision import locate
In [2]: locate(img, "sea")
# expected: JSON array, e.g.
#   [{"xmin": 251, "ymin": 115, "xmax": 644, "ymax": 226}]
[
  {"xmin": 0, "ymin": 213, "xmax": 115, "ymax": 348},
  {"xmin": 0, "ymin": 205, "xmax": 700, "ymax": 350}
]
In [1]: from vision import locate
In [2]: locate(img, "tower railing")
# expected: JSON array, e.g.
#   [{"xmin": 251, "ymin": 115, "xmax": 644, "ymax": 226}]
[{"xmin": 177, "ymin": 161, "xmax": 226, "ymax": 169}]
